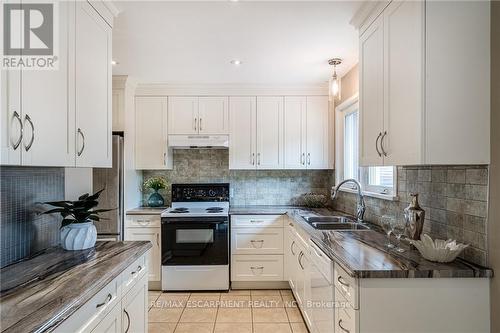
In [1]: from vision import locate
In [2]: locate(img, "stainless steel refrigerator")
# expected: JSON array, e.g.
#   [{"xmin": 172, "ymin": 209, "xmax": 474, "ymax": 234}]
[{"xmin": 93, "ymin": 134, "xmax": 124, "ymax": 241}]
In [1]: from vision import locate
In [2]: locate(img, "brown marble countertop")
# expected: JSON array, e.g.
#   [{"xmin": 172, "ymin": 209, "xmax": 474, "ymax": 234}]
[
  {"xmin": 230, "ymin": 205, "xmax": 493, "ymax": 279},
  {"xmin": 126, "ymin": 207, "xmax": 167, "ymax": 215},
  {"xmin": 0, "ymin": 241, "xmax": 152, "ymax": 333}
]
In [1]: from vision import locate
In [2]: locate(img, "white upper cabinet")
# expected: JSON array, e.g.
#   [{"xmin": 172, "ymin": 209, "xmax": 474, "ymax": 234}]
[
  {"xmin": 1, "ymin": 70, "xmax": 22, "ymax": 166},
  {"xmin": 359, "ymin": 14, "xmax": 384, "ymax": 167},
  {"xmin": 305, "ymin": 96, "xmax": 329, "ymax": 169},
  {"xmin": 229, "ymin": 97, "xmax": 256, "ymax": 169},
  {"xmin": 284, "ymin": 97, "xmax": 307, "ymax": 169},
  {"xmin": 21, "ymin": 1, "xmax": 74, "ymax": 167},
  {"xmin": 168, "ymin": 97, "xmax": 199, "ymax": 135},
  {"xmin": 359, "ymin": 0, "xmax": 490, "ymax": 166},
  {"xmin": 256, "ymin": 97, "xmax": 284, "ymax": 169},
  {"xmin": 135, "ymin": 97, "xmax": 172, "ymax": 170},
  {"xmin": 383, "ymin": 0, "xmax": 423, "ymax": 166},
  {"xmin": 75, "ymin": 1, "xmax": 112, "ymax": 168},
  {"xmin": 198, "ymin": 97, "xmax": 229, "ymax": 134},
  {"xmin": 168, "ymin": 96, "xmax": 229, "ymax": 135},
  {"xmin": 283, "ymin": 96, "xmax": 330, "ymax": 170}
]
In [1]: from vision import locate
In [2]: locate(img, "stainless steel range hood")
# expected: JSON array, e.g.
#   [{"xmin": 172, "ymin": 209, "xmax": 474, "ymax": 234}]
[{"xmin": 168, "ymin": 135, "xmax": 229, "ymax": 149}]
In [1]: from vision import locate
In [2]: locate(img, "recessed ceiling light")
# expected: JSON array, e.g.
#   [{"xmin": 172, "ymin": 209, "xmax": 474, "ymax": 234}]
[
  {"xmin": 111, "ymin": 60, "xmax": 119, "ymax": 65},
  {"xmin": 230, "ymin": 59, "xmax": 242, "ymax": 65}
]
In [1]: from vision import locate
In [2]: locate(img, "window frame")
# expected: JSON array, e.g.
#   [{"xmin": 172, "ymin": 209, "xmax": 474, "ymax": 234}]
[{"xmin": 334, "ymin": 94, "xmax": 398, "ymax": 201}]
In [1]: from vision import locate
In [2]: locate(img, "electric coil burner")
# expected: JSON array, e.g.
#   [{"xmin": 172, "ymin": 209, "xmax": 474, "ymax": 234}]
[{"xmin": 161, "ymin": 183, "xmax": 230, "ymax": 291}]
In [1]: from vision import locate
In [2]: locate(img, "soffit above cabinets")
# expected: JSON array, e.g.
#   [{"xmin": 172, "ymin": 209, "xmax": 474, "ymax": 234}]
[{"xmin": 112, "ymin": 1, "xmax": 359, "ymax": 85}]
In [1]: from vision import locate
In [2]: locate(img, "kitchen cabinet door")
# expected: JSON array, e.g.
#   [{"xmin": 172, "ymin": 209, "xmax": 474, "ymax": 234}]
[
  {"xmin": 284, "ymin": 97, "xmax": 306, "ymax": 169},
  {"xmin": 359, "ymin": 14, "xmax": 384, "ymax": 167},
  {"xmin": 198, "ymin": 97, "xmax": 228, "ymax": 134},
  {"xmin": 75, "ymin": 1, "xmax": 112, "ymax": 167},
  {"xmin": 256, "ymin": 97, "xmax": 283, "ymax": 169},
  {"xmin": 383, "ymin": 0, "xmax": 423, "ymax": 166},
  {"xmin": 229, "ymin": 97, "xmax": 256, "ymax": 169},
  {"xmin": 168, "ymin": 97, "xmax": 198, "ymax": 135},
  {"xmin": 305, "ymin": 96, "xmax": 329, "ymax": 169},
  {"xmin": 0, "ymin": 70, "xmax": 22, "ymax": 165},
  {"xmin": 135, "ymin": 97, "xmax": 171, "ymax": 170},
  {"xmin": 125, "ymin": 228, "xmax": 161, "ymax": 282},
  {"xmin": 122, "ymin": 274, "xmax": 148, "ymax": 333},
  {"xmin": 91, "ymin": 303, "xmax": 122, "ymax": 333},
  {"xmin": 21, "ymin": 0, "xmax": 74, "ymax": 167}
]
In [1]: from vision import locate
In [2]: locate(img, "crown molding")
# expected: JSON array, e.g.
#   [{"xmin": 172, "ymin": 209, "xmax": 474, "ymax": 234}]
[
  {"xmin": 134, "ymin": 83, "xmax": 329, "ymax": 96},
  {"xmin": 113, "ymin": 75, "xmax": 138, "ymax": 90},
  {"xmin": 350, "ymin": 0, "xmax": 391, "ymax": 31}
]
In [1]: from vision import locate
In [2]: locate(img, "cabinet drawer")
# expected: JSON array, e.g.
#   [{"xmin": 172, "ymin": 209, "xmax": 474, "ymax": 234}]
[
  {"xmin": 231, "ymin": 228, "xmax": 284, "ymax": 255},
  {"xmin": 334, "ymin": 265, "xmax": 358, "ymax": 309},
  {"xmin": 335, "ymin": 306, "xmax": 358, "ymax": 333},
  {"xmin": 231, "ymin": 255, "xmax": 284, "ymax": 281},
  {"xmin": 121, "ymin": 255, "xmax": 147, "ymax": 295},
  {"xmin": 231, "ymin": 215, "xmax": 283, "ymax": 228},
  {"xmin": 126, "ymin": 215, "xmax": 161, "ymax": 228},
  {"xmin": 54, "ymin": 276, "xmax": 120, "ymax": 333}
]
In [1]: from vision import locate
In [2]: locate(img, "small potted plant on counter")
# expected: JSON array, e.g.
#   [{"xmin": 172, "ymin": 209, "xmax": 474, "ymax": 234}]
[
  {"xmin": 41, "ymin": 189, "xmax": 114, "ymax": 251},
  {"xmin": 143, "ymin": 176, "xmax": 168, "ymax": 207}
]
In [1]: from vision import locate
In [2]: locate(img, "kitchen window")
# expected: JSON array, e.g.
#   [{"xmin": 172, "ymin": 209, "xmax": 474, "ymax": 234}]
[{"xmin": 335, "ymin": 94, "xmax": 397, "ymax": 199}]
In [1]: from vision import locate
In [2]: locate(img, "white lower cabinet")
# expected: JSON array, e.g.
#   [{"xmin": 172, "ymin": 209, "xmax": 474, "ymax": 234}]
[
  {"xmin": 54, "ymin": 253, "xmax": 149, "ymax": 333},
  {"xmin": 230, "ymin": 215, "xmax": 284, "ymax": 282},
  {"xmin": 125, "ymin": 214, "xmax": 162, "ymax": 283}
]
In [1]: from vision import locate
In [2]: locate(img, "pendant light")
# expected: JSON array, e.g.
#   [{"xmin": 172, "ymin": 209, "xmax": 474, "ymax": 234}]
[{"xmin": 328, "ymin": 58, "xmax": 342, "ymax": 100}]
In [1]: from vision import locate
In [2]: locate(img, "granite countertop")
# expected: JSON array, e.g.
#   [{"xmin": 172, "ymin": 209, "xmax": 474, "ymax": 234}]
[
  {"xmin": 126, "ymin": 207, "xmax": 167, "ymax": 215},
  {"xmin": 229, "ymin": 205, "xmax": 493, "ymax": 279},
  {"xmin": 0, "ymin": 241, "xmax": 152, "ymax": 333}
]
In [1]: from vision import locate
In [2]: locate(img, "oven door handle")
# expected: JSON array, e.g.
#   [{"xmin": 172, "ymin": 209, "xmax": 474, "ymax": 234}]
[{"xmin": 163, "ymin": 219, "xmax": 228, "ymax": 225}]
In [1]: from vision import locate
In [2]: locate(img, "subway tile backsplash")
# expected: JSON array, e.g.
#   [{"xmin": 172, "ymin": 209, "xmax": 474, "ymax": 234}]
[
  {"xmin": 0, "ymin": 166, "xmax": 64, "ymax": 268},
  {"xmin": 333, "ymin": 165, "xmax": 489, "ymax": 266},
  {"xmin": 142, "ymin": 149, "xmax": 332, "ymax": 206}
]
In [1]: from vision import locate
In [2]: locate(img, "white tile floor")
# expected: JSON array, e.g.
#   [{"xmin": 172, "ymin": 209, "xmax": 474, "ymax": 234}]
[{"xmin": 148, "ymin": 290, "xmax": 309, "ymax": 333}]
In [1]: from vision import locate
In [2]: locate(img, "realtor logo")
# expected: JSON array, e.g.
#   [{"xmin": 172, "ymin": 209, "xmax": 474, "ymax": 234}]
[{"xmin": 2, "ymin": 1, "xmax": 58, "ymax": 69}]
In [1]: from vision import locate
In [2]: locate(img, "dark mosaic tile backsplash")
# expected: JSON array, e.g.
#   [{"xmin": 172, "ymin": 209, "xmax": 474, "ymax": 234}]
[{"xmin": 0, "ymin": 167, "xmax": 64, "ymax": 268}]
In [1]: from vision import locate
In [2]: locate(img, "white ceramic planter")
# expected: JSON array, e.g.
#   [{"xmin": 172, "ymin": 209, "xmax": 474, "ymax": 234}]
[{"xmin": 60, "ymin": 221, "xmax": 97, "ymax": 250}]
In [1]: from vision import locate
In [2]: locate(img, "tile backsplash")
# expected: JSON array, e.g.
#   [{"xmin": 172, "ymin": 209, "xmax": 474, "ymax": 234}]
[
  {"xmin": 142, "ymin": 149, "xmax": 332, "ymax": 206},
  {"xmin": 0, "ymin": 167, "xmax": 64, "ymax": 268},
  {"xmin": 333, "ymin": 165, "xmax": 489, "ymax": 266}
]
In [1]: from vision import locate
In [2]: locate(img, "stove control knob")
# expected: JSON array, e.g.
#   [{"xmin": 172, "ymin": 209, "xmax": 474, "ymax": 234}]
[{"xmin": 208, "ymin": 190, "xmax": 216, "ymax": 197}]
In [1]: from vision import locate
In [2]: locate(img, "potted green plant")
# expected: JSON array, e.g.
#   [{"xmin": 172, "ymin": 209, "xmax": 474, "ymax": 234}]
[
  {"xmin": 41, "ymin": 189, "xmax": 114, "ymax": 250},
  {"xmin": 143, "ymin": 177, "xmax": 168, "ymax": 207}
]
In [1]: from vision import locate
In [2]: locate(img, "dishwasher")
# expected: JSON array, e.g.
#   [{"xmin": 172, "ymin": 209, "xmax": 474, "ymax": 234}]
[{"xmin": 309, "ymin": 240, "xmax": 335, "ymax": 333}]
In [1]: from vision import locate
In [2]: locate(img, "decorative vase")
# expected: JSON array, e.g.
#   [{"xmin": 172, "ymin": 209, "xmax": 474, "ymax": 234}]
[
  {"xmin": 148, "ymin": 190, "xmax": 164, "ymax": 207},
  {"xmin": 60, "ymin": 221, "xmax": 97, "ymax": 251},
  {"xmin": 404, "ymin": 193, "xmax": 425, "ymax": 240}
]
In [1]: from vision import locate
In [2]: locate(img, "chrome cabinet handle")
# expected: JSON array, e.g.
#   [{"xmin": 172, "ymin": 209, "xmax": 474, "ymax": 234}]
[
  {"xmin": 301, "ymin": 153, "xmax": 305, "ymax": 165},
  {"xmin": 124, "ymin": 309, "xmax": 131, "ymax": 333},
  {"xmin": 257, "ymin": 153, "xmax": 261, "ymax": 165},
  {"xmin": 250, "ymin": 266, "xmax": 264, "ymax": 274},
  {"xmin": 338, "ymin": 319, "xmax": 350, "ymax": 333},
  {"xmin": 131, "ymin": 265, "xmax": 143, "ymax": 275},
  {"xmin": 251, "ymin": 153, "xmax": 255, "ymax": 166},
  {"xmin": 380, "ymin": 131, "xmax": 388, "ymax": 156},
  {"xmin": 77, "ymin": 128, "xmax": 85, "ymax": 156},
  {"xmin": 11, "ymin": 111, "xmax": 23, "ymax": 150},
  {"xmin": 24, "ymin": 114, "xmax": 34, "ymax": 151},
  {"xmin": 290, "ymin": 241, "xmax": 296, "ymax": 256},
  {"xmin": 337, "ymin": 276, "xmax": 350, "ymax": 288},
  {"xmin": 96, "ymin": 293, "xmax": 112, "ymax": 308},
  {"xmin": 194, "ymin": 117, "xmax": 197, "ymax": 131},
  {"xmin": 156, "ymin": 233, "xmax": 160, "ymax": 246},
  {"xmin": 164, "ymin": 152, "xmax": 167, "ymax": 165},
  {"xmin": 250, "ymin": 240, "xmax": 264, "ymax": 248},
  {"xmin": 250, "ymin": 220, "xmax": 264, "ymax": 223},
  {"xmin": 307, "ymin": 153, "xmax": 311, "ymax": 165},
  {"xmin": 375, "ymin": 132, "xmax": 382, "ymax": 157},
  {"xmin": 298, "ymin": 251, "xmax": 304, "ymax": 270},
  {"xmin": 199, "ymin": 118, "xmax": 202, "ymax": 131}
]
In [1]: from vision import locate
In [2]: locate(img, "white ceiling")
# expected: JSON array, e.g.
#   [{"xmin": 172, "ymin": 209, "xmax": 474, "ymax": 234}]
[{"xmin": 112, "ymin": 1, "xmax": 360, "ymax": 85}]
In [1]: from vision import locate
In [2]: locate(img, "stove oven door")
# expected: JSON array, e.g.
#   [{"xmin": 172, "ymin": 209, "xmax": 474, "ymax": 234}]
[{"xmin": 161, "ymin": 216, "xmax": 228, "ymax": 266}]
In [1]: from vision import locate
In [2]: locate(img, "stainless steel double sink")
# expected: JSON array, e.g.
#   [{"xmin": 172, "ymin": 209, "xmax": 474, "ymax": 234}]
[{"xmin": 302, "ymin": 215, "xmax": 370, "ymax": 231}]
